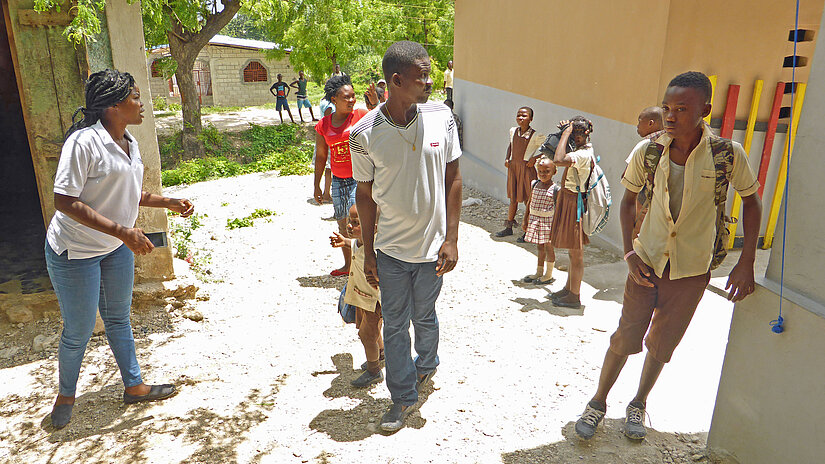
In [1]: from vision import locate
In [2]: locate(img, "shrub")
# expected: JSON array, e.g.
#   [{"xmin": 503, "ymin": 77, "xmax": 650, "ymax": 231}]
[{"xmin": 152, "ymin": 96, "xmax": 168, "ymax": 111}]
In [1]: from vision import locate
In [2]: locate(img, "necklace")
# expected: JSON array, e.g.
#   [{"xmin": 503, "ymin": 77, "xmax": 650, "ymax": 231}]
[{"xmin": 383, "ymin": 106, "xmax": 419, "ymax": 151}]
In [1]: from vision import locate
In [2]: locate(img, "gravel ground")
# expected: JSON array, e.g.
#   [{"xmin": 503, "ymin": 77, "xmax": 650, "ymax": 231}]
[{"xmin": 0, "ymin": 170, "xmax": 738, "ymax": 464}]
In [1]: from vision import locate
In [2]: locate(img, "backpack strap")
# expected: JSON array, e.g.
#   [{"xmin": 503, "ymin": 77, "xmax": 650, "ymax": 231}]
[
  {"xmin": 640, "ymin": 140, "xmax": 665, "ymax": 208},
  {"xmin": 707, "ymin": 135, "xmax": 735, "ymax": 269},
  {"xmin": 708, "ymin": 135, "xmax": 735, "ymax": 206}
]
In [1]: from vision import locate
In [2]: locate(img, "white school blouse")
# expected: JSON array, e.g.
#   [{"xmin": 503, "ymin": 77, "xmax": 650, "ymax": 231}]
[{"xmin": 46, "ymin": 121, "xmax": 143, "ymax": 259}]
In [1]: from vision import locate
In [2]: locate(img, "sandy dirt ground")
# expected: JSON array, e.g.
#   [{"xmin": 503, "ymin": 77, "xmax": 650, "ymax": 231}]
[{"xmin": 0, "ymin": 170, "xmax": 741, "ymax": 463}]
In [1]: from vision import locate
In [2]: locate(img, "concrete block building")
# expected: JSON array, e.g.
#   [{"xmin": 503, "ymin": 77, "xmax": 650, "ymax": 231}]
[{"xmin": 148, "ymin": 35, "xmax": 298, "ymax": 108}]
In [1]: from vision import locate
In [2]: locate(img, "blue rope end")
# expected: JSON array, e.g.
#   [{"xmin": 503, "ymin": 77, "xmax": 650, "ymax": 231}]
[{"xmin": 770, "ymin": 316, "xmax": 785, "ymax": 334}]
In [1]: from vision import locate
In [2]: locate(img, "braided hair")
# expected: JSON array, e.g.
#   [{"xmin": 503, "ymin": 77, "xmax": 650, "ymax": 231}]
[
  {"xmin": 570, "ymin": 115, "xmax": 593, "ymax": 135},
  {"xmin": 64, "ymin": 69, "xmax": 135, "ymax": 140},
  {"xmin": 323, "ymin": 74, "xmax": 352, "ymax": 102}
]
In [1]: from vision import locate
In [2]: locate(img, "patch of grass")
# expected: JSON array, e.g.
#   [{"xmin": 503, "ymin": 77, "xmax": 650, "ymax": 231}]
[
  {"xmin": 154, "ymin": 111, "xmax": 176, "ymax": 119},
  {"xmin": 160, "ymin": 124, "xmax": 313, "ymax": 186},
  {"xmin": 152, "ymin": 96, "xmax": 169, "ymax": 111},
  {"xmin": 201, "ymin": 105, "xmax": 244, "ymax": 115},
  {"xmin": 226, "ymin": 208, "xmax": 276, "ymax": 230}
]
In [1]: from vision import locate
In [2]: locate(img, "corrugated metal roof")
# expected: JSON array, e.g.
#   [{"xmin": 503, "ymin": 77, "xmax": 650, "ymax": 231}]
[{"xmin": 150, "ymin": 35, "xmax": 290, "ymax": 53}]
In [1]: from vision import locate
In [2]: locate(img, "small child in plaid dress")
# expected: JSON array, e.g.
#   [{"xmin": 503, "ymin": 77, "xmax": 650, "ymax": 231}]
[{"xmin": 523, "ymin": 156, "xmax": 559, "ymax": 284}]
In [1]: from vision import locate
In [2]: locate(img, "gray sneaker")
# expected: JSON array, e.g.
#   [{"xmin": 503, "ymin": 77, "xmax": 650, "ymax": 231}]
[
  {"xmin": 380, "ymin": 402, "xmax": 410, "ymax": 432},
  {"xmin": 351, "ymin": 369, "xmax": 383, "ymax": 388},
  {"xmin": 624, "ymin": 401, "xmax": 647, "ymax": 440},
  {"xmin": 575, "ymin": 401, "xmax": 606, "ymax": 439}
]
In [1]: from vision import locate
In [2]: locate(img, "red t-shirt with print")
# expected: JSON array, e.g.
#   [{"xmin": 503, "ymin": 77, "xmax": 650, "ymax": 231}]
[{"xmin": 315, "ymin": 108, "xmax": 368, "ymax": 179}]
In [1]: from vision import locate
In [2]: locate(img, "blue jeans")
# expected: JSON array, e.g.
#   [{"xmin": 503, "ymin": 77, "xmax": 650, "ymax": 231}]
[
  {"xmin": 45, "ymin": 242, "xmax": 142, "ymax": 396},
  {"xmin": 377, "ymin": 250, "xmax": 442, "ymax": 406}
]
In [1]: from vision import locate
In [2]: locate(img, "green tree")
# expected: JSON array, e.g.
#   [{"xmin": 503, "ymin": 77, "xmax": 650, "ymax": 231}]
[
  {"xmin": 251, "ymin": 0, "xmax": 402, "ymax": 83},
  {"xmin": 35, "ymin": 0, "xmax": 248, "ymax": 158},
  {"xmin": 255, "ymin": 0, "xmax": 454, "ymax": 85},
  {"xmin": 220, "ymin": 13, "xmax": 268, "ymax": 41}
]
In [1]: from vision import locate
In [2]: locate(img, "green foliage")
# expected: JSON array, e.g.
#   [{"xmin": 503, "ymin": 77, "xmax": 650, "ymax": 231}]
[
  {"xmin": 162, "ymin": 156, "xmax": 243, "ymax": 186},
  {"xmin": 34, "ymin": 0, "xmax": 110, "ymax": 44},
  {"xmin": 152, "ymin": 96, "xmax": 168, "ymax": 111},
  {"xmin": 197, "ymin": 123, "xmax": 233, "ymax": 156},
  {"xmin": 168, "ymin": 212, "xmax": 205, "ymax": 260},
  {"xmin": 221, "ymin": 12, "xmax": 267, "ymax": 40},
  {"xmin": 168, "ymin": 102, "xmax": 182, "ymax": 111},
  {"xmin": 161, "ymin": 124, "xmax": 313, "ymax": 186},
  {"xmin": 249, "ymin": 0, "xmax": 454, "ymax": 86},
  {"xmin": 226, "ymin": 209, "xmax": 276, "ymax": 229}
]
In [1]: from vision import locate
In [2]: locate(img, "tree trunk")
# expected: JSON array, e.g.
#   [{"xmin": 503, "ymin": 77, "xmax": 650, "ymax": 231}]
[
  {"xmin": 173, "ymin": 57, "xmax": 203, "ymax": 158},
  {"xmin": 165, "ymin": 0, "xmax": 242, "ymax": 159}
]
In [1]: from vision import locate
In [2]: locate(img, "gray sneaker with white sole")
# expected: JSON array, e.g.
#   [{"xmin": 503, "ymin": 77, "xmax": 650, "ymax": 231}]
[
  {"xmin": 575, "ymin": 401, "xmax": 606, "ymax": 439},
  {"xmin": 624, "ymin": 401, "xmax": 647, "ymax": 440}
]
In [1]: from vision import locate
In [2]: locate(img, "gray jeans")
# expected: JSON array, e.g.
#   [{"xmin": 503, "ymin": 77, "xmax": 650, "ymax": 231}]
[{"xmin": 377, "ymin": 250, "xmax": 442, "ymax": 406}]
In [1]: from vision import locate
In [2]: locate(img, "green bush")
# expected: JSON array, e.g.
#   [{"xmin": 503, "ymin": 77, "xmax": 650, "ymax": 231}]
[
  {"xmin": 162, "ymin": 156, "xmax": 243, "ymax": 186},
  {"xmin": 152, "ymin": 96, "xmax": 168, "ymax": 111},
  {"xmin": 160, "ymin": 123, "xmax": 313, "ymax": 186},
  {"xmin": 198, "ymin": 123, "xmax": 233, "ymax": 157}
]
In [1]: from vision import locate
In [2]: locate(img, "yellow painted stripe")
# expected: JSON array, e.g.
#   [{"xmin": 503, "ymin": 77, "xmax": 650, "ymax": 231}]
[
  {"xmin": 727, "ymin": 80, "xmax": 763, "ymax": 249},
  {"xmin": 704, "ymin": 75, "xmax": 717, "ymax": 124},
  {"xmin": 764, "ymin": 82, "xmax": 806, "ymax": 249}
]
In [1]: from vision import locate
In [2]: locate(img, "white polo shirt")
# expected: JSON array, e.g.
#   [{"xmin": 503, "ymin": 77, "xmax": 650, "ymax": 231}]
[
  {"xmin": 46, "ymin": 121, "xmax": 144, "ymax": 259},
  {"xmin": 350, "ymin": 102, "xmax": 461, "ymax": 263}
]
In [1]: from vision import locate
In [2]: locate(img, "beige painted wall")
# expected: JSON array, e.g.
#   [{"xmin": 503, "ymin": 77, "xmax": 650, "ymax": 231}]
[
  {"xmin": 708, "ymin": 284, "xmax": 825, "ymax": 463},
  {"xmin": 106, "ymin": 0, "xmax": 173, "ymax": 281},
  {"xmin": 454, "ymin": 0, "xmax": 670, "ymax": 125},
  {"xmin": 455, "ymin": 0, "xmax": 823, "ymax": 124}
]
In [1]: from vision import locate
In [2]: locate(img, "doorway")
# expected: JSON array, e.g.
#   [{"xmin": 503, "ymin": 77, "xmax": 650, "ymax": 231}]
[{"xmin": 0, "ymin": 11, "xmax": 49, "ymax": 295}]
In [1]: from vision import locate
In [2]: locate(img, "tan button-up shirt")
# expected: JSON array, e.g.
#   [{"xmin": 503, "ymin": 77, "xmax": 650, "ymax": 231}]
[{"xmin": 621, "ymin": 126, "xmax": 759, "ymax": 279}]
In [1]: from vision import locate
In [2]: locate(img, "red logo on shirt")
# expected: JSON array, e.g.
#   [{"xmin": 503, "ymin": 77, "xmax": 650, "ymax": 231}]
[{"xmin": 430, "ymin": 142, "xmax": 440, "ymax": 147}]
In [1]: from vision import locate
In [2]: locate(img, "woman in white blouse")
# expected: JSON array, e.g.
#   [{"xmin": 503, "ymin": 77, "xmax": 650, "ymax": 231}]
[{"xmin": 46, "ymin": 69, "xmax": 194, "ymax": 429}]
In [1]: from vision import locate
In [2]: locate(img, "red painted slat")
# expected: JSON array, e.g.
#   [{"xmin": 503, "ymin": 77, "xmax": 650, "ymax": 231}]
[
  {"xmin": 719, "ymin": 85, "xmax": 740, "ymax": 139},
  {"xmin": 758, "ymin": 82, "xmax": 785, "ymax": 197}
]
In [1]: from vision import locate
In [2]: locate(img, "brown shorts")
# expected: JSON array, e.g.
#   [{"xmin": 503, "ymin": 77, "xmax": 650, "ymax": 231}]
[{"xmin": 609, "ymin": 265, "xmax": 710, "ymax": 363}]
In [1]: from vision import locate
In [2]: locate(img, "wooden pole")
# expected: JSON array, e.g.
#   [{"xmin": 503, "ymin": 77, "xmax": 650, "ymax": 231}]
[
  {"xmin": 763, "ymin": 82, "xmax": 806, "ymax": 249},
  {"xmin": 757, "ymin": 82, "xmax": 785, "ymax": 197},
  {"xmin": 727, "ymin": 80, "xmax": 762, "ymax": 249}
]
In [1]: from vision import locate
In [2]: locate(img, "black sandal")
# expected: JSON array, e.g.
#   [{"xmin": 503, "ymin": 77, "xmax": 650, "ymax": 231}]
[
  {"xmin": 123, "ymin": 384, "xmax": 177, "ymax": 404},
  {"xmin": 50, "ymin": 403, "xmax": 74, "ymax": 429}
]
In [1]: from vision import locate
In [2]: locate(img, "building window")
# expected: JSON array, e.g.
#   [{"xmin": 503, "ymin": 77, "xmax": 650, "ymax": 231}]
[
  {"xmin": 243, "ymin": 61, "xmax": 268, "ymax": 83},
  {"xmin": 150, "ymin": 60, "xmax": 162, "ymax": 78}
]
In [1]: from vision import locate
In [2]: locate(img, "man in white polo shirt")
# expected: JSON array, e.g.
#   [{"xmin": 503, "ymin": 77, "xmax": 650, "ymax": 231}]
[{"xmin": 350, "ymin": 41, "xmax": 462, "ymax": 433}]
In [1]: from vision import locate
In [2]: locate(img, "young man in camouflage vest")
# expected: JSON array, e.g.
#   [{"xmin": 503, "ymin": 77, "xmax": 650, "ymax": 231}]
[{"xmin": 574, "ymin": 71, "xmax": 762, "ymax": 441}]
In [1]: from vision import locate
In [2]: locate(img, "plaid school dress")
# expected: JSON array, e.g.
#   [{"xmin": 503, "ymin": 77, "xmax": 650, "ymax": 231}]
[{"xmin": 525, "ymin": 181, "xmax": 557, "ymax": 244}]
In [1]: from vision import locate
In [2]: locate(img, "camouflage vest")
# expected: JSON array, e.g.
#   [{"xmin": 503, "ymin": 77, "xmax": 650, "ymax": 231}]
[{"xmin": 640, "ymin": 133, "xmax": 734, "ymax": 271}]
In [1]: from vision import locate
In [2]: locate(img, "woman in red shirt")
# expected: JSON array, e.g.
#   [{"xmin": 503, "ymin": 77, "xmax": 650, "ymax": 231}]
[{"xmin": 314, "ymin": 75, "xmax": 370, "ymax": 275}]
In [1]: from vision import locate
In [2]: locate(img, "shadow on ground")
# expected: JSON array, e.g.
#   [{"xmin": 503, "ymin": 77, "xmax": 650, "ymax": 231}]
[
  {"xmin": 513, "ymin": 297, "xmax": 585, "ymax": 317},
  {"xmin": 502, "ymin": 418, "xmax": 724, "ymax": 464},
  {"xmin": 461, "ymin": 187, "xmax": 626, "ymax": 305},
  {"xmin": 309, "ymin": 352, "xmax": 434, "ymax": 442},
  {"xmin": 0, "ymin": 355, "xmax": 287, "ymax": 464},
  {"xmin": 296, "ymin": 275, "xmax": 346, "ymax": 290}
]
